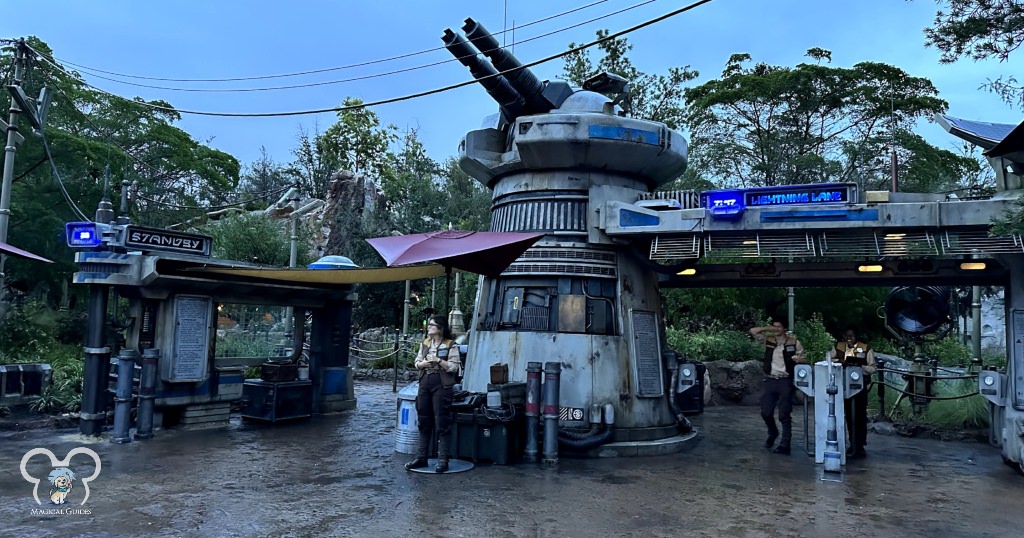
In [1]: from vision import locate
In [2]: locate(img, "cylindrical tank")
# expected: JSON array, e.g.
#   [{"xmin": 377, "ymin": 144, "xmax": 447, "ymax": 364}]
[
  {"xmin": 457, "ymin": 83, "xmax": 689, "ymax": 442},
  {"xmin": 395, "ymin": 381, "xmax": 419, "ymax": 454}
]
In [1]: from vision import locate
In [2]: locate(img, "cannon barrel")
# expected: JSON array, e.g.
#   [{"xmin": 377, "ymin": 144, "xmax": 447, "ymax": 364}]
[
  {"xmin": 442, "ymin": 28, "xmax": 525, "ymax": 120},
  {"xmin": 462, "ymin": 18, "xmax": 551, "ymax": 114}
]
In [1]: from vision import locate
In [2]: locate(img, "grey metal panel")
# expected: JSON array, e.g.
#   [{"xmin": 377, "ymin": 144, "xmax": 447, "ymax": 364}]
[
  {"xmin": 629, "ymin": 309, "xmax": 663, "ymax": 398},
  {"xmin": 941, "ymin": 230, "xmax": 1024, "ymax": 255},
  {"xmin": 558, "ymin": 295, "xmax": 586, "ymax": 332}
]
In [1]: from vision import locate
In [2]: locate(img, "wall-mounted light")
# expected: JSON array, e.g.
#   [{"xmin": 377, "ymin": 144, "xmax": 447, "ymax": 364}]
[
  {"xmin": 742, "ymin": 240, "xmax": 758, "ymax": 245},
  {"xmin": 959, "ymin": 262, "xmax": 987, "ymax": 271},
  {"xmin": 883, "ymin": 233, "xmax": 906, "ymax": 240},
  {"xmin": 677, "ymin": 268, "xmax": 697, "ymax": 276},
  {"xmin": 857, "ymin": 264, "xmax": 884, "ymax": 273}
]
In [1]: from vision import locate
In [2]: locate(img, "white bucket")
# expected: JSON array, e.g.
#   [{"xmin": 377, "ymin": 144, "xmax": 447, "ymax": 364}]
[{"xmin": 395, "ymin": 382, "xmax": 420, "ymax": 454}]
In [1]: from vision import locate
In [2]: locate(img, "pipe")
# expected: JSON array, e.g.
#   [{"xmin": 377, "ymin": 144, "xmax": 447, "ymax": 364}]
[
  {"xmin": 524, "ymin": 361, "xmax": 542, "ymax": 463},
  {"xmin": 823, "ymin": 358, "xmax": 842, "ymax": 473},
  {"xmin": 665, "ymin": 358, "xmax": 694, "ymax": 434},
  {"xmin": 559, "ymin": 403, "xmax": 616, "ymax": 449},
  {"xmin": 542, "ymin": 361, "xmax": 561, "ymax": 464},
  {"xmin": 136, "ymin": 348, "xmax": 158, "ymax": 440},
  {"xmin": 560, "ymin": 403, "xmax": 602, "ymax": 440},
  {"xmin": 462, "ymin": 18, "xmax": 549, "ymax": 114},
  {"xmin": 80, "ymin": 284, "xmax": 110, "ymax": 436},
  {"xmin": 441, "ymin": 28, "xmax": 525, "ymax": 120},
  {"xmin": 111, "ymin": 349, "xmax": 138, "ymax": 444}
]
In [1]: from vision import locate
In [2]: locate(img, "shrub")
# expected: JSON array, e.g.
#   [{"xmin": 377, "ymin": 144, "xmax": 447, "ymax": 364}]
[
  {"xmin": 794, "ymin": 313, "xmax": 834, "ymax": 363},
  {"xmin": 666, "ymin": 325, "xmax": 762, "ymax": 362}
]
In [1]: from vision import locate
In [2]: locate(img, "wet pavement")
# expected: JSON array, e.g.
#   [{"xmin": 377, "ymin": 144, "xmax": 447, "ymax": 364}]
[{"xmin": 1, "ymin": 380, "xmax": 1021, "ymax": 538}]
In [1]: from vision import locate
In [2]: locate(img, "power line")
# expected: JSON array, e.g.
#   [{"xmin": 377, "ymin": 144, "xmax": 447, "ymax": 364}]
[
  {"xmin": 40, "ymin": 0, "xmax": 659, "ymax": 93},
  {"xmin": 39, "ymin": 131, "xmax": 91, "ymax": 222},
  {"xmin": 48, "ymin": 0, "xmax": 612, "ymax": 83},
  {"xmin": 136, "ymin": 185, "xmax": 291, "ymax": 211},
  {"xmin": 31, "ymin": 0, "xmax": 714, "ymax": 118}
]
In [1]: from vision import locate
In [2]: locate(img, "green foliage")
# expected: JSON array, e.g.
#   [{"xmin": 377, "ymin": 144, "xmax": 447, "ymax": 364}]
[
  {"xmin": 665, "ymin": 324, "xmax": 762, "ymax": 362},
  {"xmin": 215, "ymin": 331, "xmax": 280, "ymax": 358},
  {"xmin": 202, "ymin": 212, "xmax": 310, "ymax": 266},
  {"xmin": 562, "ymin": 30, "xmax": 698, "ymax": 130},
  {"xmin": 683, "ymin": 50, "xmax": 953, "ymax": 189},
  {"xmin": 991, "ymin": 194, "xmax": 1024, "ymax": 237},
  {"xmin": 923, "ymin": 335, "xmax": 973, "ymax": 366},
  {"xmin": 794, "ymin": 313, "xmax": 835, "ymax": 363},
  {"xmin": 884, "ymin": 378, "xmax": 989, "ymax": 429},
  {"xmin": 27, "ymin": 344, "xmax": 82, "ymax": 413}
]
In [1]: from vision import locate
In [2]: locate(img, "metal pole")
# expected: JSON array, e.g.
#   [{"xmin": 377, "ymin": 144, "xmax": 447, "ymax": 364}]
[
  {"xmin": 971, "ymin": 285, "xmax": 982, "ymax": 363},
  {"xmin": 284, "ymin": 187, "xmax": 300, "ymax": 336},
  {"xmin": 136, "ymin": 348, "xmax": 159, "ymax": 439},
  {"xmin": 525, "ymin": 362, "xmax": 542, "ymax": 463},
  {"xmin": 111, "ymin": 349, "xmax": 138, "ymax": 444},
  {"xmin": 402, "ymin": 280, "xmax": 411, "ymax": 336},
  {"xmin": 542, "ymin": 361, "xmax": 561, "ymax": 465},
  {"xmin": 80, "ymin": 285, "xmax": 110, "ymax": 436},
  {"xmin": 393, "ymin": 328, "xmax": 399, "ymax": 393},
  {"xmin": 787, "ymin": 287, "xmax": 795, "ymax": 332},
  {"xmin": 0, "ymin": 41, "xmax": 27, "ymax": 313}
]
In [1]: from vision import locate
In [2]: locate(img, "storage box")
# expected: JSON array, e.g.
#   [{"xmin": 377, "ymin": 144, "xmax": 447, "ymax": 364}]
[
  {"xmin": 241, "ymin": 379, "xmax": 312, "ymax": 422},
  {"xmin": 489, "ymin": 363, "xmax": 509, "ymax": 384},
  {"xmin": 260, "ymin": 361, "xmax": 296, "ymax": 382},
  {"xmin": 450, "ymin": 410, "xmax": 524, "ymax": 465}
]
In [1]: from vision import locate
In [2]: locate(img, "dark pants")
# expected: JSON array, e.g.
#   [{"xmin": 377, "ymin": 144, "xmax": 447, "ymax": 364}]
[
  {"xmin": 761, "ymin": 377, "xmax": 794, "ymax": 447},
  {"xmin": 845, "ymin": 389, "xmax": 868, "ymax": 452},
  {"xmin": 416, "ymin": 373, "xmax": 453, "ymax": 441}
]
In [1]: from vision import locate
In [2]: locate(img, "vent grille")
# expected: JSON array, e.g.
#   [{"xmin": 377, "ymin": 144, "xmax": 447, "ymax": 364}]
[
  {"xmin": 80, "ymin": 263, "xmax": 128, "ymax": 274},
  {"xmin": 941, "ymin": 230, "xmax": 1024, "ymax": 255},
  {"xmin": 637, "ymin": 190, "xmax": 701, "ymax": 209},
  {"xmin": 504, "ymin": 264, "xmax": 616, "ymax": 277},
  {"xmin": 650, "ymin": 235, "xmax": 701, "ymax": 260},
  {"xmin": 819, "ymin": 231, "xmax": 938, "ymax": 258},
  {"xmin": 521, "ymin": 307, "xmax": 549, "ymax": 330},
  {"xmin": 704, "ymin": 233, "xmax": 816, "ymax": 259},
  {"xmin": 491, "ymin": 199, "xmax": 587, "ymax": 233},
  {"xmin": 521, "ymin": 249, "xmax": 616, "ymax": 263}
]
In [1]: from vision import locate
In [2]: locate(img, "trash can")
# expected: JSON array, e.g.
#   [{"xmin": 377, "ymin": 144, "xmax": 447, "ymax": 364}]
[{"xmin": 395, "ymin": 381, "xmax": 419, "ymax": 454}]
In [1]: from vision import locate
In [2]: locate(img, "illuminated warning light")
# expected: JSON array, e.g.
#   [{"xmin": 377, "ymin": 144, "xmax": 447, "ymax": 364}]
[
  {"xmin": 65, "ymin": 222, "xmax": 102, "ymax": 247},
  {"xmin": 857, "ymin": 264, "xmax": 884, "ymax": 273},
  {"xmin": 677, "ymin": 268, "xmax": 697, "ymax": 276},
  {"xmin": 959, "ymin": 262, "xmax": 987, "ymax": 271}
]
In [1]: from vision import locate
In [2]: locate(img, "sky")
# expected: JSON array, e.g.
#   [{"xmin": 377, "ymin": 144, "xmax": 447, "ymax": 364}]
[{"xmin": 4, "ymin": 0, "xmax": 1022, "ymax": 175}]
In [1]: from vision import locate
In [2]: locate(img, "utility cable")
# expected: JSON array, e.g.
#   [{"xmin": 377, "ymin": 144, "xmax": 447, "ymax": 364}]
[
  {"xmin": 48, "ymin": 0, "xmax": 613, "ymax": 83},
  {"xmin": 135, "ymin": 185, "xmax": 291, "ymax": 211},
  {"xmin": 38, "ymin": 0, "xmax": 658, "ymax": 93},
  {"xmin": 28, "ymin": 0, "xmax": 714, "ymax": 117},
  {"xmin": 39, "ymin": 132, "xmax": 91, "ymax": 222}
]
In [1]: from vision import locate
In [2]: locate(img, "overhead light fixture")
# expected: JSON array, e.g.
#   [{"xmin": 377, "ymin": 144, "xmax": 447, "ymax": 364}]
[
  {"xmin": 959, "ymin": 262, "xmax": 987, "ymax": 271},
  {"xmin": 857, "ymin": 264, "xmax": 884, "ymax": 273},
  {"xmin": 742, "ymin": 240, "xmax": 758, "ymax": 245},
  {"xmin": 677, "ymin": 268, "xmax": 697, "ymax": 276},
  {"xmin": 883, "ymin": 233, "xmax": 906, "ymax": 240}
]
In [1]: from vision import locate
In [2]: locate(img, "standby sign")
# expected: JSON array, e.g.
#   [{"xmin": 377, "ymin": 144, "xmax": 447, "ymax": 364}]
[{"xmin": 124, "ymin": 226, "xmax": 212, "ymax": 257}]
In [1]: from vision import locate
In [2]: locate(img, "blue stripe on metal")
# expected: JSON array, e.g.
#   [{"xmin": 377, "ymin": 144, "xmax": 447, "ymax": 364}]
[
  {"xmin": 588, "ymin": 125, "xmax": 660, "ymax": 145},
  {"xmin": 620, "ymin": 209, "xmax": 661, "ymax": 227},
  {"xmin": 760, "ymin": 209, "xmax": 878, "ymax": 222}
]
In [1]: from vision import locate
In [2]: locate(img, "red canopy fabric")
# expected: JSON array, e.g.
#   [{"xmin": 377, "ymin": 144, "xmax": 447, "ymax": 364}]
[
  {"xmin": 366, "ymin": 230, "xmax": 542, "ymax": 277},
  {"xmin": 0, "ymin": 241, "xmax": 53, "ymax": 263}
]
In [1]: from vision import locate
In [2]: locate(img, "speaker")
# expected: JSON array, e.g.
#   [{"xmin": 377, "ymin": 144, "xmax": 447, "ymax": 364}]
[{"xmin": 885, "ymin": 286, "xmax": 950, "ymax": 335}]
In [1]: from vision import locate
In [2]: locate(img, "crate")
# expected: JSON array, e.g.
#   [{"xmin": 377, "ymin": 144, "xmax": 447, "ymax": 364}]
[
  {"xmin": 450, "ymin": 410, "xmax": 524, "ymax": 465},
  {"xmin": 241, "ymin": 379, "xmax": 312, "ymax": 422}
]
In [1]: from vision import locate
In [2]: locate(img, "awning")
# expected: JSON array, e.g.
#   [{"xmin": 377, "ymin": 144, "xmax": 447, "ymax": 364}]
[{"xmin": 189, "ymin": 263, "xmax": 451, "ymax": 284}]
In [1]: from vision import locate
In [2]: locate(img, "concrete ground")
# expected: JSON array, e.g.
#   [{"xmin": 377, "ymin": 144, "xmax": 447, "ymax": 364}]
[{"xmin": 0, "ymin": 380, "xmax": 1021, "ymax": 538}]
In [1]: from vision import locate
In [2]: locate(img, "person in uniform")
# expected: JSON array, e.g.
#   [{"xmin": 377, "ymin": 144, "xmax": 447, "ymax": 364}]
[
  {"xmin": 405, "ymin": 315, "xmax": 462, "ymax": 473},
  {"xmin": 828, "ymin": 327, "xmax": 876, "ymax": 459},
  {"xmin": 750, "ymin": 320, "xmax": 805, "ymax": 455}
]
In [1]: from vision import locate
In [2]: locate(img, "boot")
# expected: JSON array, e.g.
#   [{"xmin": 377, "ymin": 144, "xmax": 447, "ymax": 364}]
[
  {"xmin": 434, "ymin": 435, "xmax": 450, "ymax": 473},
  {"xmin": 404, "ymin": 434, "xmax": 430, "ymax": 471}
]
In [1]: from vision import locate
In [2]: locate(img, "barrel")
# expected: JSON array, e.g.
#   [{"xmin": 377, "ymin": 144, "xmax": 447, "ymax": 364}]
[{"xmin": 395, "ymin": 382, "xmax": 420, "ymax": 454}]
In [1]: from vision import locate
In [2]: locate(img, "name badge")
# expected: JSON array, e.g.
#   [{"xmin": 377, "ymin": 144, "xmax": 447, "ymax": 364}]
[{"xmin": 437, "ymin": 348, "xmax": 449, "ymax": 358}]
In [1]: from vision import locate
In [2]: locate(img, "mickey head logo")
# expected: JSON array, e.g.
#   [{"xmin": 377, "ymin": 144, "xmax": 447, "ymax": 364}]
[{"xmin": 20, "ymin": 447, "xmax": 102, "ymax": 505}]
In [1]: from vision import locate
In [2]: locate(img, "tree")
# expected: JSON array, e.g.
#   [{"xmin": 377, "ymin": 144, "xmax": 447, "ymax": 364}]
[
  {"xmin": 562, "ymin": 30, "xmax": 698, "ymax": 130},
  {"xmin": 683, "ymin": 50, "xmax": 957, "ymax": 189},
  {"xmin": 292, "ymin": 98, "xmax": 398, "ymax": 199},
  {"xmin": 236, "ymin": 147, "xmax": 296, "ymax": 209},
  {"xmin": 922, "ymin": 0, "xmax": 1024, "ymax": 107}
]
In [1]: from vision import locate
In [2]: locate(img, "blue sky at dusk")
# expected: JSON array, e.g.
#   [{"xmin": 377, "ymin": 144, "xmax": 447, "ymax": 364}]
[{"xmin": 4, "ymin": 0, "xmax": 1021, "ymax": 171}]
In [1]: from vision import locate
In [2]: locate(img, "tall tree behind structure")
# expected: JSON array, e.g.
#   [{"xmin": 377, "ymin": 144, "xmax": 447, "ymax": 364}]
[
  {"xmin": 683, "ymin": 49, "xmax": 957, "ymax": 189},
  {"xmin": 921, "ymin": 0, "xmax": 1024, "ymax": 108}
]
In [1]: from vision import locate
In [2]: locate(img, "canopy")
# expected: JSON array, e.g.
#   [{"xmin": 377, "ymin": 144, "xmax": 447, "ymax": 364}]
[
  {"xmin": 0, "ymin": 241, "xmax": 53, "ymax": 263},
  {"xmin": 191, "ymin": 263, "xmax": 449, "ymax": 284},
  {"xmin": 366, "ymin": 230, "xmax": 543, "ymax": 277}
]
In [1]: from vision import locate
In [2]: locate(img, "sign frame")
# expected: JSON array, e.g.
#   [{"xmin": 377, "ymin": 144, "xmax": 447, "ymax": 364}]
[{"xmin": 124, "ymin": 225, "xmax": 212, "ymax": 257}]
